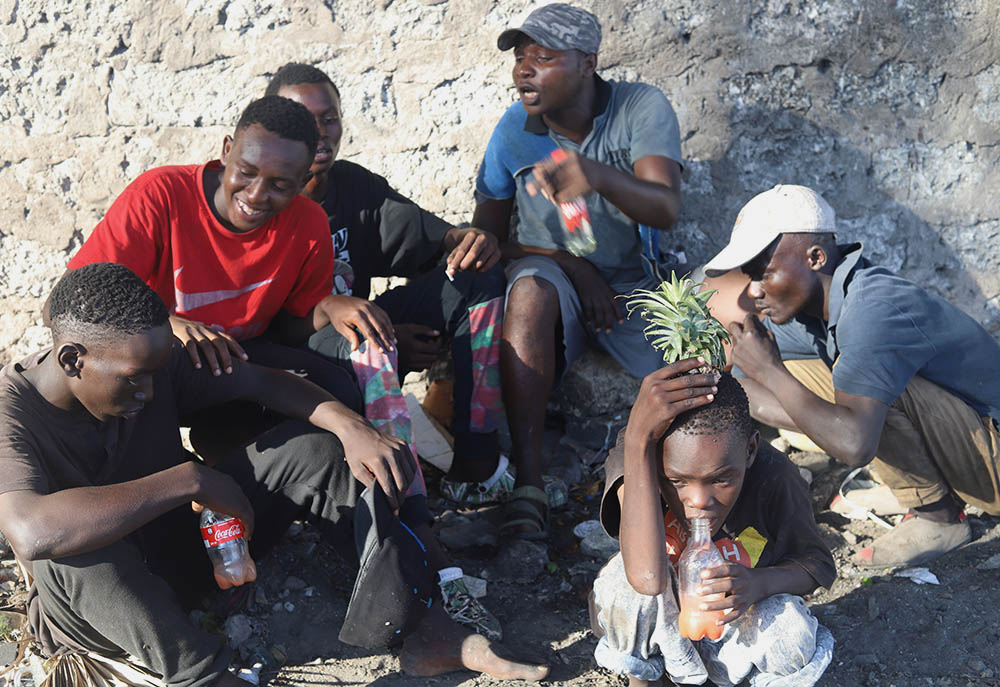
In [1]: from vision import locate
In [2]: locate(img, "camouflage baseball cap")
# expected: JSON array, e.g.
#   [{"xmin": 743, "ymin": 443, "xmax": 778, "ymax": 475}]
[{"xmin": 497, "ymin": 3, "xmax": 602, "ymax": 54}]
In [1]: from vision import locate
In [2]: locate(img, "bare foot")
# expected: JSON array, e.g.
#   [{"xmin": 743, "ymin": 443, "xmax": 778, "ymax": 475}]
[{"xmin": 399, "ymin": 605, "xmax": 549, "ymax": 680}]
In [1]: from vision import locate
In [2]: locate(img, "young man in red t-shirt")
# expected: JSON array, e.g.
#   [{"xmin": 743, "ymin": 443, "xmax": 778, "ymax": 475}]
[{"xmin": 67, "ymin": 96, "xmax": 509, "ymax": 647}]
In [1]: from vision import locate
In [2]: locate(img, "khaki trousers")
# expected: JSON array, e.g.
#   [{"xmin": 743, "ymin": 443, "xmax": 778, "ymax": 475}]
[{"xmin": 785, "ymin": 358, "xmax": 1000, "ymax": 514}]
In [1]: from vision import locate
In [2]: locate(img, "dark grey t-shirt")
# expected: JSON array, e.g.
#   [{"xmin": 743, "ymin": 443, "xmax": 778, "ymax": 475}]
[{"xmin": 765, "ymin": 244, "xmax": 1000, "ymax": 421}]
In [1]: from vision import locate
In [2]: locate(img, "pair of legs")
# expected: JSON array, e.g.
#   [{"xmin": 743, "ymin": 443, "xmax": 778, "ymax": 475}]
[
  {"xmin": 310, "ymin": 263, "xmax": 507, "ymax": 486},
  {"xmin": 590, "ymin": 553, "xmax": 834, "ymax": 686},
  {"xmin": 31, "ymin": 420, "xmax": 544, "ymax": 685},
  {"xmin": 501, "ymin": 258, "xmax": 753, "ymax": 536},
  {"xmin": 785, "ymin": 358, "xmax": 1000, "ymax": 565}
]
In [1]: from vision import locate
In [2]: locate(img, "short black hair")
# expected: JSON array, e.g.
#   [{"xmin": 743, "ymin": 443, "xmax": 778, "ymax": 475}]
[
  {"xmin": 265, "ymin": 62, "xmax": 341, "ymax": 99},
  {"xmin": 50, "ymin": 263, "xmax": 169, "ymax": 342},
  {"xmin": 665, "ymin": 373, "xmax": 753, "ymax": 441},
  {"xmin": 234, "ymin": 95, "xmax": 319, "ymax": 160}
]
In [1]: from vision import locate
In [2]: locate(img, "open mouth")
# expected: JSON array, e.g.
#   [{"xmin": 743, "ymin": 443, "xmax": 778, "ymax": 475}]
[
  {"xmin": 314, "ymin": 146, "xmax": 333, "ymax": 163},
  {"xmin": 518, "ymin": 84, "xmax": 540, "ymax": 105},
  {"xmin": 235, "ymin": 198, "xmax": 267, "ymax": 222}
]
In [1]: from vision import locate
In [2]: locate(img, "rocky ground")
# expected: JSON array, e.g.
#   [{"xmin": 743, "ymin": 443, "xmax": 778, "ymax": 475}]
[{"xmin": 2, "ymin": 418, "xmax": 1000, "ymax": 686}]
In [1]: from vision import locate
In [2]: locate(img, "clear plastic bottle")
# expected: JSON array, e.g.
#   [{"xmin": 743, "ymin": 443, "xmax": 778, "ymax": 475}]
[
  {"xmin": 548, "ymin": 149, "xmax": 597, "ymax": 257},
  {"xmin": 677, "ymin": 517, "xmax": 726, "ymax": 641},
  {"xmin": 200, "ymin": 509, "xmax": 257, "ymax": 590}
]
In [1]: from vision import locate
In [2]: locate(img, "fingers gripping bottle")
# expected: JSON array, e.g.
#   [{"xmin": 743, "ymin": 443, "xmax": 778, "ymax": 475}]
[
  {"xmin": 677, "ymin": 517, "xmax": 726, "ymax": 641},
  {"xmin": 200, "ymin": 509, "xmax": 257, "ymax": 590},
  {"xmin": 549, "ymin": 149, "xmax": 597, "ymax": 257}
]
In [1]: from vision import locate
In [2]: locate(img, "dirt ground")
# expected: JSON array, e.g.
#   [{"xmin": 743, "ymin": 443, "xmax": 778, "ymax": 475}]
[{"xmin": 2, "ymin": 422, "xmax": 1000, "ymax": 687}]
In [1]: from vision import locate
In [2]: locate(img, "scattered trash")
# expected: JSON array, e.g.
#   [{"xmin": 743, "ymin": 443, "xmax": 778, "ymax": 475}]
[
  {"xmin": 462, "ymin": 575, "xmax": 487, "ymax": 598},
  {"xmin": 234, "ymin": 661, "xmax": 264, "ymax": 685},
  {"xmin": 894, "ymin": 567, "xmax": 939, "ymax": 585},
  {"xmin": 304, "ymin": 587, "xmax": 315, "ymax": 597},
  {"xmin": 282, "ymin": 601, "xmax": 295, "ymax": 612},
  {"xmin": 544, "ymin": 477, "xmax": 569, "ymax": 509},
  {"xmin": 573, "ymin": 519, "xmax": 604, "ymax": 539},
  {"xmin": 830, "ymin": 468, "xmax": 896, "ymax": 529}
]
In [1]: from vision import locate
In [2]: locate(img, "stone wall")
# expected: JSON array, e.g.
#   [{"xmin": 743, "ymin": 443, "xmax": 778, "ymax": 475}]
[{"xmin": 2, "ymin": 0, "xmax": 998, "ymax": 364}]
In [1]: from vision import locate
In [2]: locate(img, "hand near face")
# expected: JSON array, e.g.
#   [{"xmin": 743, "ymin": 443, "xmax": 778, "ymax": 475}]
[
  {"xmin": 626, "ymin": 357, "xmax": 721, "ymax": 446},
  {"xmin": 170, "ymin": 316, "xmax": 248, "ymax": 376},
  {"xmin": 697, "ymin": 563, "xmax": 768, "ymax": 625},
  {"xmin": 526, "ymin": 148, "xmax": 599, "ymax": 204},
  {"xmin": 727, "ymin": 313, "xmax": 784, "ymax": 382}
]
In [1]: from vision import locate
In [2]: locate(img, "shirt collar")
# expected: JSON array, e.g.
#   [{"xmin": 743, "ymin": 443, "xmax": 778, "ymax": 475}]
[
  {"xmin": 523, "ymin": 74, "xmax": 612, "ymax": 134},
  {"xmin": 827, "ymin": 242, "xmax": 864, "ymax": 328}
]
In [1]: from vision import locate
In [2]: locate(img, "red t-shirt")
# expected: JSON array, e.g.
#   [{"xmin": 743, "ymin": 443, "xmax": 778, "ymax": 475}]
[{"xmin": 68, "ymin": 161, "xmax": 333, "ymax": 341}]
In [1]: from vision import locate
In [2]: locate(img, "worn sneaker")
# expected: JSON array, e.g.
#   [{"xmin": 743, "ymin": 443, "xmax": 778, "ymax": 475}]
[
  {"xmin": 856, "ymin": 512, "xmax": 971, "ymax": 568},
  {"xmin": 440, "ymin": 455, "xmax": 516, "ymax": 507},
  {"xmin": 439, "ymin": 570, "xmax": 502, "ymax": 641}
]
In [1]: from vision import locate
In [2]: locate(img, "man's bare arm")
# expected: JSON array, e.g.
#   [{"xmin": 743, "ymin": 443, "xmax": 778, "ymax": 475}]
[{"xmin": 0, "ymin": 462, "xmax": 252, "ymax": 562}]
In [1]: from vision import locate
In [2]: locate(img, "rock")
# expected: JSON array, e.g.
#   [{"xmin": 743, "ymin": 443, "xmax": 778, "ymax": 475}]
[
  {"xmin": 438, "ymin": 515, "xmax": 497, "ymax": 552},
  {"xmin": 968, "ymin": 659, "xmax": 986, "ymax": 673},
  {"xmin": 798, "ymin": 466, "xmax": 813, "ymax": 486},
  {"xmin": 493, "ymin": 540, "xmax": 548, "ymax": 584},
  {"xmin": 224, "ymin": 614, "xmax": 254, "ymax": 648},
  {"xmin": 976, "ymin": 553, "xmax": 1000, "ymax": 570},
  {"xmin": 563, "ymin": 415, "xmax": 628, "ymax": 451},
  {"xmin": 856, "ymin": 653, "xmax": 879, "ymax": 665},
  {"xmin": 550, "ymin": 350, "xmax": 642, "ymax": 419},
  {"xmin": 580, "ymin": 529, "xmax": 620, "ymax": 561},
  {"xmin": 284, "ymin": 575, "xmax": 307, "ymax": 591},
  {"xmin": 787, "ymin": 451, "xmax": 833, "ymax": 475}
]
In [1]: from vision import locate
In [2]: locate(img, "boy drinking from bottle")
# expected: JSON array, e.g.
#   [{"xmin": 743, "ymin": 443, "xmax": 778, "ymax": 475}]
[{"xmin": 591, "ymin": 358, "xmax": 835, "ymax": 686}]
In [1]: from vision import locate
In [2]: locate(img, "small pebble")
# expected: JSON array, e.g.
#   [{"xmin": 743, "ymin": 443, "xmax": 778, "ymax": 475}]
[{"xmin": 283, "ymin": 601, "xmax": 295, "ymax": 612}]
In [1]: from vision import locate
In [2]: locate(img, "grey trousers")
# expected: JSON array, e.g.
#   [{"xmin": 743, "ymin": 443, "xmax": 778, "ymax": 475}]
[
  {"xmin": 31, "ymin": 420, "xmax": 363, "ymax": 687},
  {"xmin": 591, "ymin": 553, "xmax": 834, "ymax": 686}
]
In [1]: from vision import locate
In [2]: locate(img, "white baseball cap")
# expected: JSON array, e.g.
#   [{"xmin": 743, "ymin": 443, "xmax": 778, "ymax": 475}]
[{"xmin": 703, "ymin": 185, "xmax": 837, "ymax": 277}]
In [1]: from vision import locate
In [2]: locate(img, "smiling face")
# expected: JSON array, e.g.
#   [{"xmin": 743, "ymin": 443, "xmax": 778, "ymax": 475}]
[
  {"xmin": 64, "ymin": 324, "xmax": 173, "ymax": 423},
  {"xmin": 214, "ymin": 123, "xmax": 312, "ymax": 233},
  {"xmin": 511, "ymin": 39, "xmax": 594, "ymax": 116},
  {"xmin": 275, "ymin": 82, "xmax": 343, "ymax": 176},
  {"xmin": 742, "ymin": 234, "xmax": 825, "ymax": 325},
  {"xmin": 659, "ymin": 429, "xmax": 759, "ymax": 536}
]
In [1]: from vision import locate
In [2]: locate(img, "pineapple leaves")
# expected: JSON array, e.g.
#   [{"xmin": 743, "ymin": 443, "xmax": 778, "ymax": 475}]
[{"xmin": 625, "ymin": 271, "xmax": 731, "ymax": 370}]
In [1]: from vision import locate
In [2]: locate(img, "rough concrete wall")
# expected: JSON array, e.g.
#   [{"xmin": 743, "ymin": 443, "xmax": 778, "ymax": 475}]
[{"xmin": 1, "ymin": 0, "xmax": 998, "ymax": 363}]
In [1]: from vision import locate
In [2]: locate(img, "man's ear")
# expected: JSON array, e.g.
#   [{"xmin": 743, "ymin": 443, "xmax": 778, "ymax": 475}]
[
  {"xmin": 746, "ymin": 430, "xmax": 760, "ymax": 470},
  {"xmin": 220, "ymin": 135, "xmax": 234, "ymax": 165},
  {"xmin": 56, "ymin": 343, "xmax": 86, "ymax": 379},
  {"xmin": 806, "ymin": 243, "xmax": 829, "ymax": 272},
  {"xmin": 580, "ymin": 52, "xmax": 597, "ymax": 78}
]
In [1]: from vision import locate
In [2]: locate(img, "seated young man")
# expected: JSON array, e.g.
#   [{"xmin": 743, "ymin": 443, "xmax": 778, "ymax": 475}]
[
  {"xmin": 66, "ymin": 96, "xmax": 502, "ymax": 639},
  {"xmin": 592, "ymin": 359, "xmax": 835, "ymax": 686},
  {"xmin": 264, "ymin": 62, "xmax": 514, "ymax": 507},
  {"xmin": 709, "ymin": 184, "xmax": 1000, "ymax": 567},
  {"xmin": 471, "ymin": 3, "xmax": 689, "ymax": 539},
  {"xmin": 0, "ymin": 263, "xmax": 548, "ymax": 686}
]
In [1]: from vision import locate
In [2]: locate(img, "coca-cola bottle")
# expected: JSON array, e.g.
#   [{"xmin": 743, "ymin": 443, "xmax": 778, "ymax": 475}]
[
  {"xmin": 548, "ymin": 149, "xmax": 597, "ymax": 257},
  {"xmin": 200, "ymin": 508, "xmax": 257, "ymax": 590},
  {"xmin": 677, "ymin": 517, "xmax": 726, "ymax": 641}
]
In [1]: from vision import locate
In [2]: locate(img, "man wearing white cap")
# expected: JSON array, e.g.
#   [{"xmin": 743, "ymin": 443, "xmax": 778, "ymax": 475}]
[{"xmin": 706, "ymin": 184, "xmax": 1000, "ymax": 567}]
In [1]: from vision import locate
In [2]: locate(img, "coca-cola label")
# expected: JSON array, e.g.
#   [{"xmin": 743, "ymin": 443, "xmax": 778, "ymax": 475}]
[
  {"xmin": 201, "ymin": 518, "xmax": 244, "ymax": 548},
  {"xmin": 559, "ymin": 198, "xmax": 589, "ymax": 233}
]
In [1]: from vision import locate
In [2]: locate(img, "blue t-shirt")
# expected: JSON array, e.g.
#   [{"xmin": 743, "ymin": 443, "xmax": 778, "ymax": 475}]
[
  {"xmin": 766, "ymin": 244, "xmax": 1000, "ymax": 422},
  {"xmin": 475, "ymin": 76, "xmax": 683, "ymax": 291}
]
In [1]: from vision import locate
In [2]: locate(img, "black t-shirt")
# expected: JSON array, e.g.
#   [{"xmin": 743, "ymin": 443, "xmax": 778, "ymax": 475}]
[
  {"xmin": 599, "ymin": 430, "xmax": 836, "ymax": 589},
  {"xmin": 322, "ymin": 160, "xmax": 454, "ymax": 300}
]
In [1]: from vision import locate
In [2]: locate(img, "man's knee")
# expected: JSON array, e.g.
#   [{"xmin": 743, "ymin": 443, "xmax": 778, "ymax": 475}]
[{"xmin": 506, "ymin": 276, "xmax": 559, "ymax": 324}]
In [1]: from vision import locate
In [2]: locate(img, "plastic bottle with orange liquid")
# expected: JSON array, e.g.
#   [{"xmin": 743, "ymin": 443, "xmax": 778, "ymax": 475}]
[{"xmin": 677, "ymin": 517, "xmax": 726, "ymax": 641}]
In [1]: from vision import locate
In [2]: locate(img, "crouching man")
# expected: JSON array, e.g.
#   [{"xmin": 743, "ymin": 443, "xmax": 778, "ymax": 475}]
[
  {"xmin": 0, "ymin": 263, "xmax": 547, "ymax": 686},
  {"xmin": 591, "ymin": 360, "xmax": 835, "ymax": 686},
  {"xmin": 708, "ymin": 184, "xmax": 1000, "ymax": 568}
]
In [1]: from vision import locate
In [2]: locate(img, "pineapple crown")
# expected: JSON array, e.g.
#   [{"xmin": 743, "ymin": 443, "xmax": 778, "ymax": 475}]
[{"xmin": 625, "ymin": 272, "xmax": 731, "ymax": 370}]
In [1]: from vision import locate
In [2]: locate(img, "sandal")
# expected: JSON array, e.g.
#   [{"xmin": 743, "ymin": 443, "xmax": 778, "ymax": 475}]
[
  {"xmin": 440, "ymin": 455, "xmax": 516, "ymax": 507},
  {"xmin": 499, "ymin": 485, "xmax": 549, "ymax": 541}
]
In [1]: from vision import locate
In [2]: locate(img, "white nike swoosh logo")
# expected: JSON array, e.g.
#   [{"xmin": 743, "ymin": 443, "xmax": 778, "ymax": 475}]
[{"xmin": 172, "ymin": 266, "xmax": 274, "ymax": 312}]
